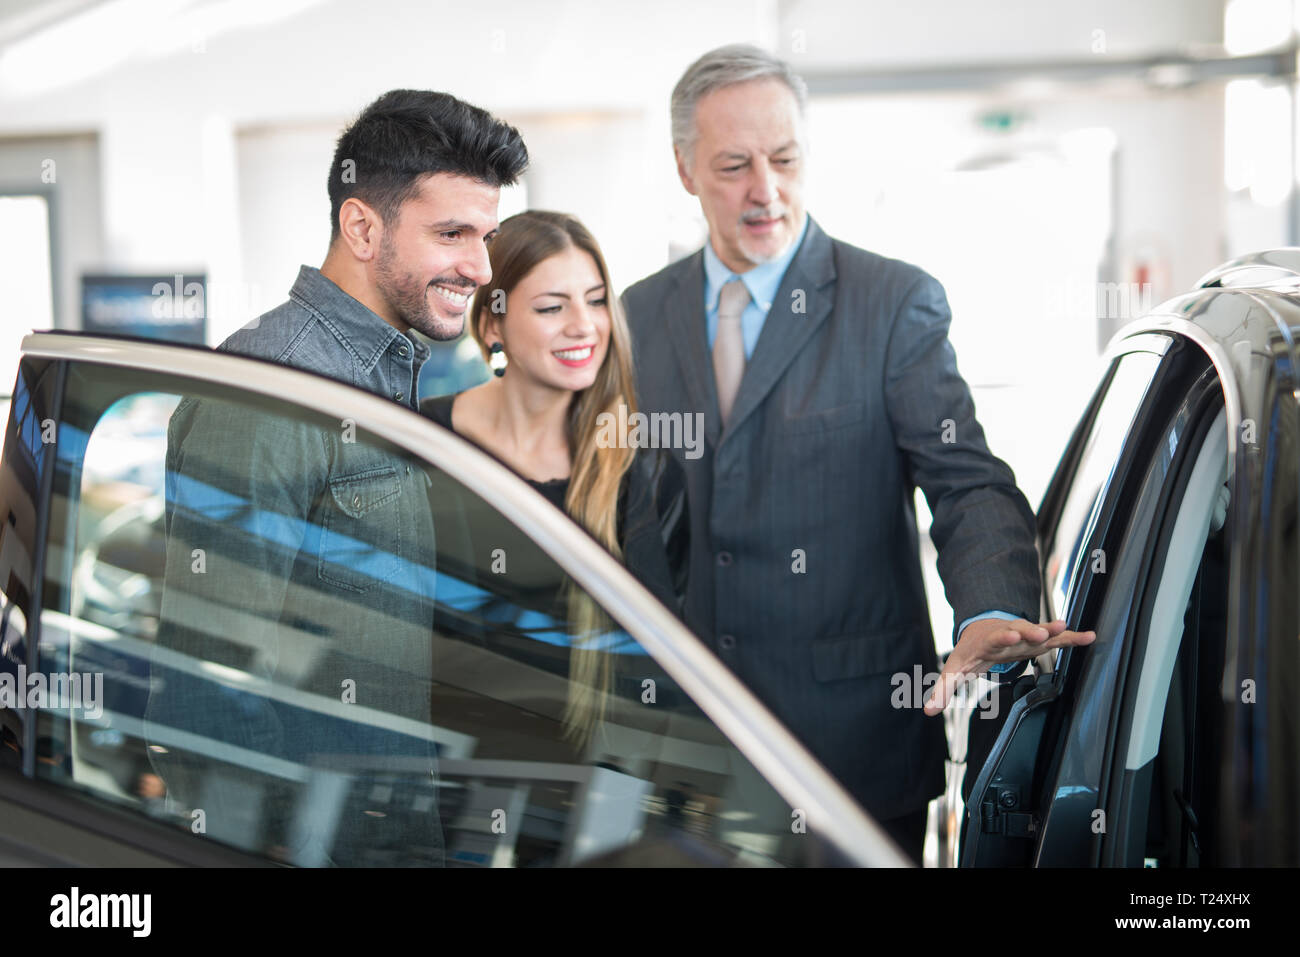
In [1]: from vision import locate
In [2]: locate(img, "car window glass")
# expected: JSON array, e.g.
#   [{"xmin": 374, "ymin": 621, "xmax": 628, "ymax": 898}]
[
  {"xmin": 31, "ymin": 361, "xmax": 840, "ymax": 867},
  {"xmin": 1045, "ymin": 351, "xmax": 1163, "ymax": 618},
  {"xmin": 1140, "ymin": 458, "xmax": 1229, "ymax": 867}
]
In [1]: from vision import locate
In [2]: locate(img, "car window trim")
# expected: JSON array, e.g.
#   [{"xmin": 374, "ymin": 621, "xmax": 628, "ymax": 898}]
[
  {"xmin": 1037, "ymin": 337, "xmax": 1171, "ymax": 623},
  {"xmin": 20, "ymin": 359, "xmax": 64, "ymax": 779},
  {"xmin": 1037, "ymin": 334, "xmax": 1170, "ymax": 531},
  {"xmin": 1093, "ymin": 372, "xmax": 1226, "ymax": 865},
  {"xmin": 1123, "ymin": 405, "xmax": 1228, "ymax": 772},
  {"xmin": 1107, "ymin": 316, "xmax": 1251, "ymax": 478}
]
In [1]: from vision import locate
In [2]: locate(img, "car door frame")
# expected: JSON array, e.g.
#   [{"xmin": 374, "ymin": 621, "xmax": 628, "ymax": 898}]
[
  {"xmin": 961, "ymin": 283, "xmax": 1293, "ymax": 867},
  {"xmin": 960, "ymin": 327, "xmax": 1236, "ymax": 866},
  {"xmin": 1072, "ymin": 298, "xmax": 1290, "ymax": 868},
  {"xmin": 1092, "ymin": 368, "xmax": 1227, "ymax": 866},
  {"xmin": 960, "ymin": 331, "xmax": 1176, "ymax": 866}
]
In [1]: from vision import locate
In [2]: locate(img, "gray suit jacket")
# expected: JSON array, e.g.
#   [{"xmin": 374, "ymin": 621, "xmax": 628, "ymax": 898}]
[{"xmin": 622, "ymin": 216, "xmax": 1040, "ymax": 818}]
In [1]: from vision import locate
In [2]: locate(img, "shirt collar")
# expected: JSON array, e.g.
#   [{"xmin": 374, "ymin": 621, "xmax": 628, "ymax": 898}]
[
  {"xmin": 289, "ymin": 265, "xmax": 429, "ymax": 363},
  {"xmin": 703, "ymin": 213, "xmax": 810, "ymax": 313}
]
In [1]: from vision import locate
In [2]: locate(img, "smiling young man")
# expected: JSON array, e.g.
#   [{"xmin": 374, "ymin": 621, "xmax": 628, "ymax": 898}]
[
  {"xmin": 239, "ymin": 88, "xmax": 526, "ymax": 396},
  {"xmin": 145, "ymin": 90, "xmax": 527, "ymax": 867},
  {"xmin": 622, "ymin": 45, "xmax": 1094, "ymax": 864}
]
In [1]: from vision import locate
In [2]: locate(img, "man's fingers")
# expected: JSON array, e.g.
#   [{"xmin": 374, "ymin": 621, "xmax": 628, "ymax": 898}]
[
  {"xmin": 933, "ymin": 621, "xmax": 1099, "ymax": 712},
  {"xmin": 1043, "ymin": 628, "xmax": 1096, "ymax": 649},
  {"xmin": 924, "ymin": 662, "xmax": 960, "ymax": 716},
  {"xmin": 999, "ymin": 628, "xmax": 1097, "ymax": 660},
  {"xmin": 982, "ymin": 626, "xmax": 1097, "ymax": 664},
  {"xmin": 981, "ymin": 622, "xmax": 1047, "ymax": 654},
  {"xmin": 988, "ymin": 629, "xmax": 1018, "ymax": 648},
  {"xmin": 924, "ymin": 659, "xmax": 986, "ymax": 716},
  {"xmin": 1009, "ymin": 622, "xmax": 1050, "ymax": 642}
]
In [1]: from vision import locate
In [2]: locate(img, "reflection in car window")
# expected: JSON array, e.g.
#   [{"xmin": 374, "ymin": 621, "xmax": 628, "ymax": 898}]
[
  {"xmin": 1045, "ymin": 351, "xmax": 1163, "ymax": 618},
  {"xmin": 33, "ymin": 362, "xmax": 839, "ymax": 867}
]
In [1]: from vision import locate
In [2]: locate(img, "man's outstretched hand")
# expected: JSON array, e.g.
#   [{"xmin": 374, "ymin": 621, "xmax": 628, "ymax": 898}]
[{"xmin": 922, "ymin": 618, "xmax": 1096, "ymax": 716}]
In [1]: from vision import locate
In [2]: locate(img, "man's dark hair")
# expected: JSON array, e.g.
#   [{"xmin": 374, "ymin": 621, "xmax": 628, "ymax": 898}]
[{"xmin": 327, "ymin": 89, "xmax": 528, "ymax": 241}]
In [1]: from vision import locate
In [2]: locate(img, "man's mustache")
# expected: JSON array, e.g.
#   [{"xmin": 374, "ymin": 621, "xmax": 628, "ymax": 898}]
[
  {"xmin": 428, "ymin": 276, "xmax": 477, "ymax": 291},
  {"xmin": 740, "ymin": 207, "xmax": 787, "ymax": 224}
]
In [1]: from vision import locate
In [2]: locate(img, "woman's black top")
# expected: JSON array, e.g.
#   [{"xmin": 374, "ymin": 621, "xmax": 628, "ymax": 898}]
[{"xmin": 419, "ymin": 393, "xmax": 690, "ymax": 616}]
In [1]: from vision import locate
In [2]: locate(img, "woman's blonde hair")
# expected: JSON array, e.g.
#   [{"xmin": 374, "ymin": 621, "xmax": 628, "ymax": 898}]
[{"xmin": 467, "ymin": 210, "xmax": 637, "ymax": 746}]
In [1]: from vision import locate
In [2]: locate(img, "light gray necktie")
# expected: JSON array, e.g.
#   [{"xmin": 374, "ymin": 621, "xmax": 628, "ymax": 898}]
[{"xmin": 713, "ymin": 278, "xmax": 751, "ymax": 426}]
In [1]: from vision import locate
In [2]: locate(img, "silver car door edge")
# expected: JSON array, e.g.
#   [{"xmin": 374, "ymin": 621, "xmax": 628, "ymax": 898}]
[{"xmin": 1106, "ymin": 320, "xmax": 1242, "ymax": 471}]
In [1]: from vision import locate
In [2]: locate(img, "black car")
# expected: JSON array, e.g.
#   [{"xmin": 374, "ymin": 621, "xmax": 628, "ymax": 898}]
[{"xmin": 959, "ymin": 249, "xmax": 1300, "ymax": 867}]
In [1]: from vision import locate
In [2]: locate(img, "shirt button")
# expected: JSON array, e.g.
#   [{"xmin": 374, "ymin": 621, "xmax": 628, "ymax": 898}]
[
  {"xmin": 352, "ymin": 494, "xmax": 362, "ymax": 509},
  {"xmin": 719, "ymin": 634, "xmax": 737, "ymax": 650},
  {"xmin": 398, "ymin": 344, "xmax": 410, "ymax": 358},
  {"xmin": 716, "ymin": 551, "xmax": 732, "ymax": 567},
  {"xmin": 394, "ymin": 391, "xmax": 404, "ymax": 402}
]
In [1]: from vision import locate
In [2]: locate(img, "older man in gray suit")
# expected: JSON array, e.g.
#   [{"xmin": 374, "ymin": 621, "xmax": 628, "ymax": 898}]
[{"xmin": 622, "ymin": 45, "xmax": 1095, "ymax": 862}]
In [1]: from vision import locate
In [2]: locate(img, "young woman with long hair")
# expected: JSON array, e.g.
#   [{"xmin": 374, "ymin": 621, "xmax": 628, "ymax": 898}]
[{"xmin": 420, "ymin": 210, "xmax": 689, "ymax": 746}]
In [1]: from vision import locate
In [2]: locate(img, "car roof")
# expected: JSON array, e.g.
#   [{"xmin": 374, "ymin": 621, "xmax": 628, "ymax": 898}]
[
  {"xmin": 1105, "ymin": 249, "xmax": 1300, "ymax": 472},
  {"xmin": 1195, "ymin": 248, "xmax": 1300, "ymax": 293}
]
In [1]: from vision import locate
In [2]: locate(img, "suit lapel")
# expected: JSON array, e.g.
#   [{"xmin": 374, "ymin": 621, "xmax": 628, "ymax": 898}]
[
  {"xmin": 722, "ymin": 217, "xmax": 836, "ymax": 443},
  {"xmin": 662, "ymin": 252, "xmax": 722, "ymax": 447}
]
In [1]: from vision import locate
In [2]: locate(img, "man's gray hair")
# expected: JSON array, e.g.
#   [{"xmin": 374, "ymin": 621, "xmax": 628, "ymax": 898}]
[{"xmin": 671, "ymin": 44, "xmax": 809, "ymax": 166}]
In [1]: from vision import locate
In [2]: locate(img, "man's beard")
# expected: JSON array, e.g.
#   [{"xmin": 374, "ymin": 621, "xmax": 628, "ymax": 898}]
[
  {"xmin": 736, "ymin": 235, "xmax": 787, "ymax": 266},
  {"xmin": 735, "ymin": 208, "xmax": 792, "ymax": 266},
  {"xmin": 374, "ymin": 233, "xmax": 471, "ymax": 341}
]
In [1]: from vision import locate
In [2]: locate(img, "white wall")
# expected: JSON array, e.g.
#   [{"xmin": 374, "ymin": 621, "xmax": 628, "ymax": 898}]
[
  {"xmin": 235, "ymin": 123, "xmax": 339, "ymax": 341},
  {"xmin": 0, "ymin": 0, "xmax": 767, "ymax": 334},
  {"xmin": 778, "ymin": 0, "xmax": 1225, "ymax": 67},
  {"xmin": 0, "ymin": 0, "xmax": 1249, "ymax": 339},
  {"xmin": 0, "ymin": 131, "xmax": 102, "ymax": 328}
]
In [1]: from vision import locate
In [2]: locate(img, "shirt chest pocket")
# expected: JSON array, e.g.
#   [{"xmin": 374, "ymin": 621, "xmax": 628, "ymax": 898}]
[{"xmin": 318, "ymin": 465, "xmax": 403, "ymax": 593}]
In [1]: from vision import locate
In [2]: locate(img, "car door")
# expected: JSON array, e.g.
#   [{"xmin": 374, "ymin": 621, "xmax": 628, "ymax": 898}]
[
  {"xmin": 962, "ymin": 285, "xmax": 1300, "ymax": 868},
  {"xmin": 1077, "ymin": 288, "xmax": 1298, "ymax": 868},
  {"xmin": 960, "ymin": 326, "xmax": 1230, "ymax": 866},
  {"xmin": 0, "ymin": 332, "xmax": 905, "ymax": 867}
]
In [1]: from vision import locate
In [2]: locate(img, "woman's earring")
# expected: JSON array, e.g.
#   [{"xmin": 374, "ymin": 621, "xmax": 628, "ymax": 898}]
[{"xmin": 489, "ymin": 341, "xmax": 508, "ymax": 377}]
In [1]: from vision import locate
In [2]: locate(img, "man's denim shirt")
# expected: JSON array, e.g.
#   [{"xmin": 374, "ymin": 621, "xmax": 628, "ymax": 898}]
[
  {"xmin": 145, "ymin": 265, "xmax": 445, "ymax": 866},
  {"xmin": 221, "ymin": 265, "xmax": 430, "ymax": 407}
]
